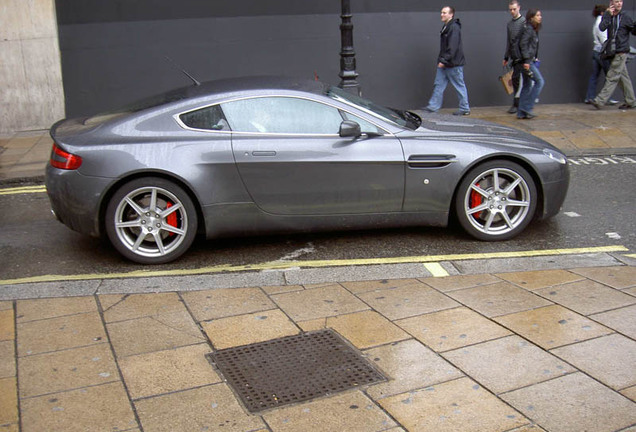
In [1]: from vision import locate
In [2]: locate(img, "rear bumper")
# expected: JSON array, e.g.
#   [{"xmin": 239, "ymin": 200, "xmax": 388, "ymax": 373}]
[{"xmin": 45, "ymin": 164, "xmax": 112, "ymax": 237}]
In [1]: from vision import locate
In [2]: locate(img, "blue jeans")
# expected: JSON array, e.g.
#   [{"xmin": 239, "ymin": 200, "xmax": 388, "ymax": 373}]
[
  {"xmin": 518, "ymin": 62, "xmax": 544, "ymax": 116},
  {"xmin": 585, "ymin": 51, "xmax": 610, "ymax": 102},
  {"xmin": 426, "ymin": 66, "xmax": 470, "ymax": 112}
]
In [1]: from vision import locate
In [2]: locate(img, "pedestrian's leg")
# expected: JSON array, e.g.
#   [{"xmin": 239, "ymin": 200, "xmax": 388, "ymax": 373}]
[
  {"xmin": 447, "ymin": 66, "xmax": 470, "ymax": 112},
  {"xmin": 426, "ymin": 67, "xmax": 448, "ymax": 112},
  {"xmin": 616, "ymin": 55, "xmax": 636, "ymax": 107},
  {"xmin": 510, "ymin": 64, "xmax": 522, "ymax": 112},
  {"xmin": 530, "ymin": 64, "xmax": 545, "ymax": 108},
  {"xmin": 526, "ymin": 64, "xmax": 544, "ymax": 114},
  {"xmin": 594, "ymin": 55, "xmax": 622, "ymax": 105},
  {"xmin": 585, "ymin": 51, "xmax": 602, "ymax": 102},
  {"xmin": 518, "ymin": 71, "xmax": 533, "ymax": 117}
]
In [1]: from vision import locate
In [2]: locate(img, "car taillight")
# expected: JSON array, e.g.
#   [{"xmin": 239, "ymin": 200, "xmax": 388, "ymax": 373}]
[{"xmin": 50, "ymin": 143, "xmax": 82, "ymax": 170}]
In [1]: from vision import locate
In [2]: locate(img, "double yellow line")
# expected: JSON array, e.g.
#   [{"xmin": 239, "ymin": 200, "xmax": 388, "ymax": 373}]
[
  {"xmin": 0, "ymin": 185, "xmax": 46, "ymax": 196},
  {"xmin": 0, "ymin": 245, "xmax": 629, "ymax": 286}
]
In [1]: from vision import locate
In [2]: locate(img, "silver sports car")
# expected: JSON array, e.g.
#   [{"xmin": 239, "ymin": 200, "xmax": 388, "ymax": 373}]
[{"xmin": 46, "ymin": 76, "xmax": 569, "ymax": 264}]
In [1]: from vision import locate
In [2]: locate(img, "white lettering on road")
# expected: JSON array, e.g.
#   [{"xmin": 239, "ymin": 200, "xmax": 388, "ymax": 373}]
[{"xmin": 569, "ymin": 156, "xmax": 636, "ymax": 166}]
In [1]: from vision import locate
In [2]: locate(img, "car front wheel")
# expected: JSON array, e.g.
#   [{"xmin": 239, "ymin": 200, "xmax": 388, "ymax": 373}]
[
  {"xmin": 105, "ymin": 178, "xmax": 198, "ymax": 264},
  {"xmin": 455, "ymin": 160, "xmax": 537, "ymax": 241}
]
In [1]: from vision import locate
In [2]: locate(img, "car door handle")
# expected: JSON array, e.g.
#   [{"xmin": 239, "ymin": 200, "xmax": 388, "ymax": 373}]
[
  {"xmin": 407, "ymin": 155, "xmax": 457, "ymax": 168},
  {"xmin": 252, "ymin": 151, "xmax": 277, "ymax": 157}
]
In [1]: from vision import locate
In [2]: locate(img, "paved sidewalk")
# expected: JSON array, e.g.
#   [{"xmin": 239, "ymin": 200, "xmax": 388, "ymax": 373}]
[
  {"xmin": 1, "ymin": 105, "xmax": 635, "ymax": 431},
  {"xmin": 1, "ymin": 103, "xmax": 636, "ymax": 183},
  {"xmin": 1, "ymin": 266, "xmax": 635, "ymax": 431}
]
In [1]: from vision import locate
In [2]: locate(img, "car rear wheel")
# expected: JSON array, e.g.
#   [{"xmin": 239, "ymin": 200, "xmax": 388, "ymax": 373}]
[
  {"xmin": 455, "ymin": 160, "xmax": 537, "ymax": 241},
  {"xmin": 105, "ymin": 178, "xmax": 197, "ymax": 264}
]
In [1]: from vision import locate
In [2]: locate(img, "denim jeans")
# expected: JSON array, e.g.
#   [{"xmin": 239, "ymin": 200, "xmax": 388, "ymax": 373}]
[
  {"xmin": 518, "ymin": 62, "xmax": 544, "ymax": 117},
  {"xmin": 585, "ymin": 50, "xmax": 610, "ymax": 102},
  {"xmin": 426, "ymin": 66, "xmax": 470, "ymax": 112}
]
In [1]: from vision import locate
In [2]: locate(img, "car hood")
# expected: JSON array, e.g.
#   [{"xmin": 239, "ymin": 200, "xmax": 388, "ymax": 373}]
[{"xmin": 403, "ymin": 113, "xmax": 558, "ymax": 152}]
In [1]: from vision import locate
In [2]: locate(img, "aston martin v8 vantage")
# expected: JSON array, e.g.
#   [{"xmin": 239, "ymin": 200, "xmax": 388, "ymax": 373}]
[{"xmin": 45, "ymin": 76, "xmax": 569, "ymax": 264}]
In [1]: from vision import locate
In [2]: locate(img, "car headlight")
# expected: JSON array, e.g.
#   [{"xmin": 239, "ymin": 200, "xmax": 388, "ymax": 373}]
[{"xmin": 543, "ymin": 149, "xmax": 567, "ymax": 164}]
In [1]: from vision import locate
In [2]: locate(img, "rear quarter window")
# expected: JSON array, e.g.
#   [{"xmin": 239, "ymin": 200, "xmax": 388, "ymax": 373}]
[{"xmin": 179, "ymin": 105, "xmax": 229, "ymax": 131}]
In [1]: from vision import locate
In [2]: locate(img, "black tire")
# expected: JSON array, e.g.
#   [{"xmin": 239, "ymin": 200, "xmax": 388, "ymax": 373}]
[
  {"xmin": 105, "ymin": 177, "xmax": 198, "ymax": 264},
  {"xmin": 455, "ymin": 160, "xmax": 537, "ymax": 241}
]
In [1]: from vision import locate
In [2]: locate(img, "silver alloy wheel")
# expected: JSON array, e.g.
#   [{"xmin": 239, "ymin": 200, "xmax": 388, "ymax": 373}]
[
  {"xmin": 112, "ymin": 185, "xmax": 189, "ymax": 258},
  {"xmin": 463, "ymin": 167, "xmax": 532, "ymax": 236}
]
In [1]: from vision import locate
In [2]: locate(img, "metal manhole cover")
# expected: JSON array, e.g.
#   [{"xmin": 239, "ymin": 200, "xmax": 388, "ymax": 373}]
[{"xmin": 206, "ymin": 329, "xmax": 386, "ymax": 412}]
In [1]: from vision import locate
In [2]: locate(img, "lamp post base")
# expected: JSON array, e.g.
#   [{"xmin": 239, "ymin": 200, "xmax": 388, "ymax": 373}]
[{"xmin": 338, "ymin": 0, "xmax": 360, "ymax": 96}]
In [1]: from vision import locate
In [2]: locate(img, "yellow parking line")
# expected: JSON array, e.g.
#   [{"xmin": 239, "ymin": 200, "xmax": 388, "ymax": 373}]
[
  {"xmin": 424, "ymin": 262, "xmax": 450, "ymax": 277},
  {"xmin": 0, "ymin": 185, "xmax": 46, "ymax": 195},
  {"xmin": 0, "ymin": 245, "xmax": 628, "ymax": 286}
]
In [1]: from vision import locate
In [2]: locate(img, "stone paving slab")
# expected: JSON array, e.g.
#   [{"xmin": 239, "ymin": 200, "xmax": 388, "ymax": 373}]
[{"xmin": 1, "ymin": 265, "xmax": 635, "ymax": 431}]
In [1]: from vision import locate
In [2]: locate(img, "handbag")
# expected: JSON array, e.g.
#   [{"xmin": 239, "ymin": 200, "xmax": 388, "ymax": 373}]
[
  {"xmin": 601, "ymin": 39, "xmax": 616, "ymax": 60},
  {"xmin": 601, "ymin": 15, "xmax": 620, "ymax": 60},
  {"xmin": 499, "ymin": 67, "xmax": 514, "ymax": 95}
]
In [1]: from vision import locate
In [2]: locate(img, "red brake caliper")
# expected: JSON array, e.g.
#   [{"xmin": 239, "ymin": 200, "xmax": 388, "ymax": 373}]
[
  {"xmin": 166, "ymin": 202, "xmax": 177, "ymax": 236},
  {"xmin": 470, "ymin": 183, "xmax": 482, "ymax": 220}
]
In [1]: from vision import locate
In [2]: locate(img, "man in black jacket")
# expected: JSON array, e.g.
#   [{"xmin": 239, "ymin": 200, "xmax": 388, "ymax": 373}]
[
  {"xmin": 503, "ymin": 0, "xmax": 526, "ymax": 114},
  {"xmin": 423, "ymin": 6, "xmax": 471, "ymax": 116},
  {"xmin": 592, "ymin": 0, "xmax": 636, "ymax": 110}
]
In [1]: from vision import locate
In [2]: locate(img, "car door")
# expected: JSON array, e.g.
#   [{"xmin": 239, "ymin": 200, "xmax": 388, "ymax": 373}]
[{"xmin": 222, "ymin": 96, "xmax": 405, "ymax": 215}]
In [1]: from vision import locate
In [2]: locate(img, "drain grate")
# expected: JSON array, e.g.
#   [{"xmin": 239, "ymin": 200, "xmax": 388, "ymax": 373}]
[{"xmin": 206, "ymin": 329, "xmax": 386, "ymax": 412}]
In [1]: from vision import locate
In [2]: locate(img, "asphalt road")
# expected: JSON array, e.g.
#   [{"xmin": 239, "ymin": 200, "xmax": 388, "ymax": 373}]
[{"xmin": 0, "ymin": 156, "xmax": 634, "ymax": 282}]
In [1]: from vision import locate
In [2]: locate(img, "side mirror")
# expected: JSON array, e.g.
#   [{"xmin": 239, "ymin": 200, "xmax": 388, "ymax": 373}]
[{"xmin": 339, "ymin": 120, "xmax": 361, "ymax": 138}]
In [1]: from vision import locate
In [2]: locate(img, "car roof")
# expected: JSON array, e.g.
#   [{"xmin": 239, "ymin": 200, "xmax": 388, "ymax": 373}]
[
  {"xmin": 176, "ymin": 75, "xmax": 328, "ymax": 99},
  {"xmin": 81, "ymin": 76, "xmax": 330, "ymax": 125}
]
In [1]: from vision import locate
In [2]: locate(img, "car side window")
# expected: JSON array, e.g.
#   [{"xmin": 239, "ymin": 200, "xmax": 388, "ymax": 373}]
[
  {"xmin": 180, "ymin": 105, "xmax": 229, "ymax": 131},
  {"xmin": 220, "ymin": 97, "xmax": 343, "ymax": 134},
  {"xmin": 341, "ymin": 111, "xmax": 384, "ymax": 135}
]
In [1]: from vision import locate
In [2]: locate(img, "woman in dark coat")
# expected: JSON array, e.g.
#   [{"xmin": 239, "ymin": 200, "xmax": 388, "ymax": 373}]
[{"xmin": 517, "ymin": 9, "xmax": 544, "ymax": 119}]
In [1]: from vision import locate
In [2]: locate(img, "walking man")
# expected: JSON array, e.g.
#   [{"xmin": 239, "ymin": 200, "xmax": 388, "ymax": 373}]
[
  {"xmin": 592, "ymin": 0, "xmax": 636, "ymax": 110},
  {"xmin": 423, "ymin": 6, "xmax": 471, "ymax": 116},
  {"xmin": 503, "ymin": 0, "xmax": 526, "ymax": 114}
]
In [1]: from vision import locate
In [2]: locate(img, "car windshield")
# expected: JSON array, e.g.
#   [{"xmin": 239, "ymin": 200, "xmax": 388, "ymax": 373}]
[{"xmin": 325, "ymin": 86, "xmax": 421, "ymax": 130}]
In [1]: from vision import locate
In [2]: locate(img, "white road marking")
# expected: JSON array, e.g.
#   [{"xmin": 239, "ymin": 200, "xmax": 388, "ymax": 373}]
[{"xmin": 277, "ymin": 243, "xmax": 316, "ymax": 261}]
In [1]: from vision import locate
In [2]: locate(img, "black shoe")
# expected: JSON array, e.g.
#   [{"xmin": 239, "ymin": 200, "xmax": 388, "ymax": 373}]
[
  {"xmin": 507, "ymin": 106, "xmax": 518, "ymax": 114},
  {"xmin": 517, "ymin": 111, "xmax": 535, "ymax": 119},
  {"xmin": 618, "ymin": 104, "xmax": 634, "ymax": 110},
  {"xmin": 453, "ymin": 110, "xmax": 470, "ymax": 116}
]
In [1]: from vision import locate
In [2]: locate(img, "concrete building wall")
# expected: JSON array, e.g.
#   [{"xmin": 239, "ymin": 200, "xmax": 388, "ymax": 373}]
[{"xmin": 0, "ymin": 0, "xmax": 65, "ymax": 135}]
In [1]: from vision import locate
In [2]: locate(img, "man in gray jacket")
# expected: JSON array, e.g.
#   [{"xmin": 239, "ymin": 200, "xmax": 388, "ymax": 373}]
[
  {"xmin": 592, "ymin": 0, "xmax": 636, "ymax": 110},
  {"xmin": 503, "ymin": 0, "xmax": 526, "ymax": 114}
]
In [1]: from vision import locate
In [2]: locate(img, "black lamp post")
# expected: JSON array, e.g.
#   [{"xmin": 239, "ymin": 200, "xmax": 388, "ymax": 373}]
[{"xmin": 338, "ymin": 0, "xmax": 360, "ymax": 95}]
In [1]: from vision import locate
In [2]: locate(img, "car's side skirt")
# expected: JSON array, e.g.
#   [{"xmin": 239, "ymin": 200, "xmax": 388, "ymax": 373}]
[{"xmin": 201, "ymin": 202, "xmax": 449, "ymax": 238}]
